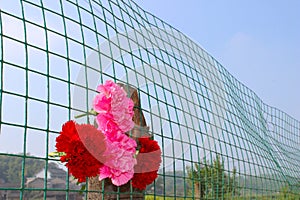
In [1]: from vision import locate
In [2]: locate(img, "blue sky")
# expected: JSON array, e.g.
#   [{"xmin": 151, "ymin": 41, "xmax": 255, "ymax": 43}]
[
  {"xmin": 0, "ymin": 0, "xmax": 299, "ymax": 162},
  {"xmin": 134, "ymin": 0, "xmax": 300, "ymax": 120}
]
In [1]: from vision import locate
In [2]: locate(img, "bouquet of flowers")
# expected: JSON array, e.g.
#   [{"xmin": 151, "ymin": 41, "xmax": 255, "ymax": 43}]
[{"xmin": 52, "ymin": 80, "xmax": 161, "ymax": 190}]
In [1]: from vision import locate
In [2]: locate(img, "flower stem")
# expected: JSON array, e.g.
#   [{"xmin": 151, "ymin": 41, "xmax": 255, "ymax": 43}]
[
  {"xmin": 74, "ymin": 110, "xmax": 98, "ymax": 119},
  {"xmin": 134, "ymin": 150, "xmax": 140, "ymax": 158},
  {"xmin": 49, "ymin": 151, "xmax": 66, "ymax": 157}
]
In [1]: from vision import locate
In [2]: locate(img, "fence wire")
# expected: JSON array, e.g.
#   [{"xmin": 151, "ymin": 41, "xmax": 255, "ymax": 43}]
[{"xmin": 0, "ymin": 0, "xmax": 299, "ymax": 199}]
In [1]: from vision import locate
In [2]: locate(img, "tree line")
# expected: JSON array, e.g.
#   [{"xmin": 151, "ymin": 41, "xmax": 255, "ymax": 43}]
[{"xmin": 0, "ymin": 154, "xmax": 44, "ymax": 184}]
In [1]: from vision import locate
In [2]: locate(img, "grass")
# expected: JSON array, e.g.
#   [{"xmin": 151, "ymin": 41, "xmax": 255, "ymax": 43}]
[{"xmin": 145, "ymin": 193, "xmax": 300, "ymax": 200}]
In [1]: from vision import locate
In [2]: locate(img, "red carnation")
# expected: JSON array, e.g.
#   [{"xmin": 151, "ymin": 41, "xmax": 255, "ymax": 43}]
[
  {"xmin": 56, "ymin": 121, "xmax": 106, "ymax": 182},
  {"xmin": 131, "ymin": 137, "xmax": 161, "ymax": 190}
]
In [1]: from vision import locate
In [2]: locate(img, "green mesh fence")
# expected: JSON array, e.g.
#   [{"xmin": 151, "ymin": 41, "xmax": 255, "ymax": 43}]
[{"xmin": 0, "ymin": 0, "xmax": 299, "ymax": 199}]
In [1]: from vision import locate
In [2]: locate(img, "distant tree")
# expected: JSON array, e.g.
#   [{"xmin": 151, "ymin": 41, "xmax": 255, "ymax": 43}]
[
  {"xmin": 187, "ymin": 155, "xmax": 237, "ymax": 199},
  {"xmin": 279, "ymin": 183, "xmax": 300, "ymax": 199},
  {"xmin": 187, "ymin": 162, "xmax": 206, "ymax": 199}
]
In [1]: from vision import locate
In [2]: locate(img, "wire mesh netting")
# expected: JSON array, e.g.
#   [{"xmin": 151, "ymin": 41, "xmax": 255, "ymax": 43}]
[{"xmin": 0, "ymin": 0, "xmax": 299, "ymax": 199}]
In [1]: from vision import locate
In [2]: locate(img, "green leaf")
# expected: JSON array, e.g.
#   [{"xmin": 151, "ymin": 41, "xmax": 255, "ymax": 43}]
[
  {"xmin": 48, "ymin": 152, "xmax": 66, "ymax": 157},
  {"xmin": 79, "ymin": 184, "xmax": 86, "ymax": 195}
]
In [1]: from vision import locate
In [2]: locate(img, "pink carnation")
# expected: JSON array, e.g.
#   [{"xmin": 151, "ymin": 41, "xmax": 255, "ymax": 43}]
[
  {"xmin": 92, "ymin": 80, "xmax": 137, "ymax": 186},
  {"xmin": 105, "ymin": 130, "xmax": 137, "ymax": 153},
  {"xmin": 99, "ymin": 132, "xmax": 137, "ymax": 186},
  {"xmin": 93, "ymin": 80, "xmax": 134, "ymax": 134},
  {"xmin": 95, "ymin": 114, "xmax": 120, "ymax": 135}
]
